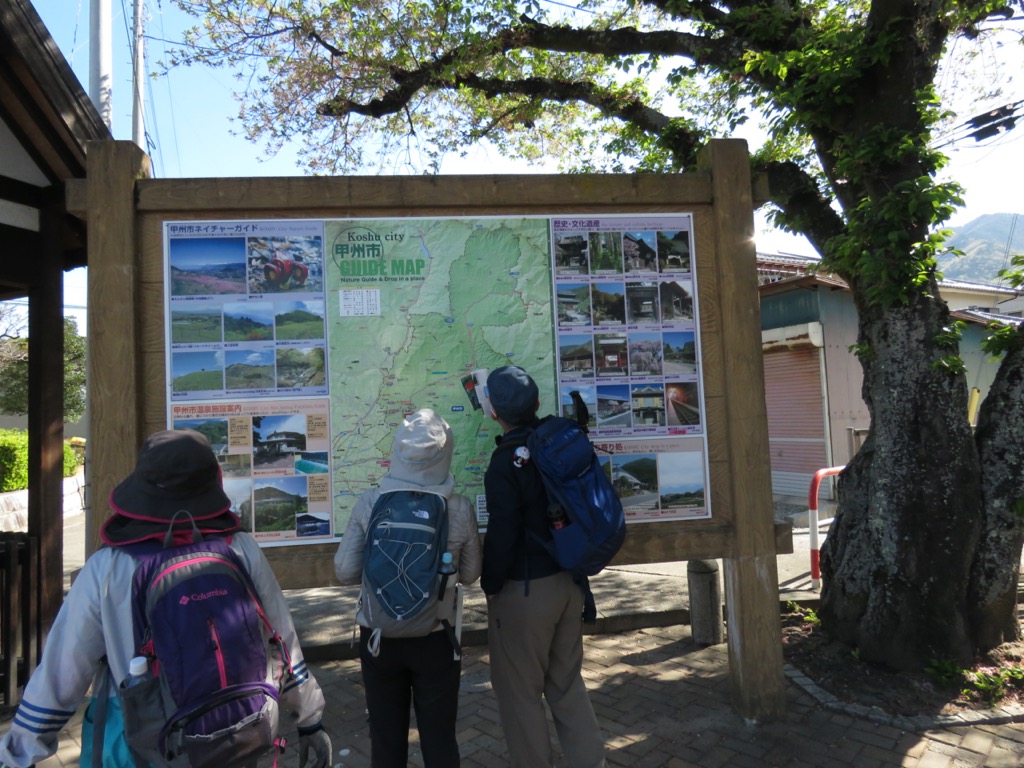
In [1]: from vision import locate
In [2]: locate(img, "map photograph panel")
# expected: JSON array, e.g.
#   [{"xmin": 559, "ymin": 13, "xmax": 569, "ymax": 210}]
[
  {"xmin": 225, "ymin": 348, "xmax": 276, "ymax": 390},
  {"xmin": 276, "ymin": 346, "xmax": 326, "ymax": 389},
  {"xmin": 612, "ymin": 453, "xmax": 659, "ymax": 516},
  {"xmin": 275, "ymin": 300, "xmax": 326, "ymax": 341},
  {"xmin": 658, "ymin": 450, "xmax": 707, "ymax": 516},
  {"xmin": 588, "ymin": 231, "xmax": 624, "ymax": 274},
  {"xmin": 252, "ymin": 475, "xmax": 308, "ymax": 533},
  {"xmin": 657, "ymin": 230, "xmax": 692, "ymax": 273},
  {"xmin": 247, "ymin": 235, "xmax": 325, "ymax": 294},
  {"xmin": 170, "ymin": 305, "xmax": 223, "ymax": 344},
  {"xmin": 223, "ymin": 302, "xmax": 274, "ymax": 342},
  {"xmin": 171, "ymin": 350, "xmax": 224, "ymax": 392},
  {"xmin": 169, "ymin": 237, "xmax": 247, "ymax": 296}
]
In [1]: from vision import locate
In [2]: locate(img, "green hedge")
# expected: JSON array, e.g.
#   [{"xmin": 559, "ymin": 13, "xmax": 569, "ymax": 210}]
[{"xmin": 0, "ymin": 429, "xmax": 81, "ymax": 493}]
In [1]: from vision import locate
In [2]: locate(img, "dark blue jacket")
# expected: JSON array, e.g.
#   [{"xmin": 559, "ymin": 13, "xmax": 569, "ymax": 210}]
[{"xmin": 481, "ymin": 421, "xmax": 561, "ymax": 595}]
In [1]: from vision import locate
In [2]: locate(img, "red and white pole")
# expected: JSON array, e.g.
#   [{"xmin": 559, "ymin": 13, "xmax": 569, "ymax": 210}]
[{"xmin": 807, "ymin": 466, "xmax": 844, "ymax": 590}]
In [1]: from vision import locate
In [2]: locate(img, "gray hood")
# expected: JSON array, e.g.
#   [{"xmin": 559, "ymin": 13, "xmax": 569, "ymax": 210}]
[{"xmin": 378, "ymin": 408, "xmax": 455, "ymax": 497}]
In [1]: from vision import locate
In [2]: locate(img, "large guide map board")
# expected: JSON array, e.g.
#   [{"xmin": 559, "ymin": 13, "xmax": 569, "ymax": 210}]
[{"xmin": 163, "ymin": 214, "xmax": 710, "ymax": 546}]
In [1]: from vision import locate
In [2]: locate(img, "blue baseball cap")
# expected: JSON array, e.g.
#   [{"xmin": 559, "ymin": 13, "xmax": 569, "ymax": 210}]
[{"xmin": 486, "ymin": 365, "xmax": 539, "ymax": 425}]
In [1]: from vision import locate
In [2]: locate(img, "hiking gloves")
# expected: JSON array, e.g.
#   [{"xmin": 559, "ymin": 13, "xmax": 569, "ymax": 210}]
[{"xmin": 298, "ymin": 722, "xmax": 332, "ymax": 768}]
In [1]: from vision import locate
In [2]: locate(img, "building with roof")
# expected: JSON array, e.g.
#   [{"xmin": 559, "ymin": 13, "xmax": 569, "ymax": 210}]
[
  {"xmin": 0, "ymin": 0, "xmax": 111, "ymax": 686},
  {"xmin": 757, "ymin": 251, "xmax": 1021, "ymax": 499}
]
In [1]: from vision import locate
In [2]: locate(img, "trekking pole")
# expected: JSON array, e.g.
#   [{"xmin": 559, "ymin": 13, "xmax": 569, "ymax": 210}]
[
  {"xmin": 453, "ymin": 584, "xmax": 464, "ymax": 661},
  {"xmin": 569, "ymin": 390, "xmax": 590, "ymax": 434}
]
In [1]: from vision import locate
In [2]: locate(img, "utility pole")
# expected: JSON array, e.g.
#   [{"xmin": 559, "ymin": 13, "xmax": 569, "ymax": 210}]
[
  {"xmin": 89, "ymin": 0, "xmax": 112, "ymax": 129},
  {"xmin": 132, "ymin": 0, "xmax": 146, "ymax": 148}
]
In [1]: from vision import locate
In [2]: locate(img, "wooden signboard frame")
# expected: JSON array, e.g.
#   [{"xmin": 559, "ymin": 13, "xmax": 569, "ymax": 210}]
[{"xmin": 69, "ymin": 137, "xmax": 787, "ymax": 718}]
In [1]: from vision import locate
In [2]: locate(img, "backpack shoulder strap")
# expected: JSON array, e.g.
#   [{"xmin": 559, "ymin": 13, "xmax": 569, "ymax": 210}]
[{"xmin": 494, "ymin": 421, "xmax": 543, "ymax": 453}]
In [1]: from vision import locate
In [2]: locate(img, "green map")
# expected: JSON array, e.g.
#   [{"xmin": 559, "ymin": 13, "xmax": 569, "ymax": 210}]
[{"xmin": 325, "ymin": 217, "xmax": 557, "ymax": 532}]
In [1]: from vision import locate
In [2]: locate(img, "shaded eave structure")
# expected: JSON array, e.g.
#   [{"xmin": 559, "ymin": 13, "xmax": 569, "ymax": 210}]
[{"xmin": 0, "ymin": 0, "xmax": 110, "ymax": 634}]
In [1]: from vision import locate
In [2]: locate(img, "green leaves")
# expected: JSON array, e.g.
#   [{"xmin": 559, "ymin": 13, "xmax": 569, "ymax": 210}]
[
  {"xmin": 932, "ymin": 355, "xmax": 966, "ymax": 375},
  {"xmin": 981, "ymin": 320, "xmax": 1024, "ymax": 359},
  {"xmin": 934, "ymin": 321, "xmax": 965, "ymax": 349},
  {"xmin": 932, "ymin": 323, "xmax": 966, "ymax": 374},
  {"xmin": 0, "ymin": 317, "xmax": 86, "ymax": 423},
  {"xmin": 996, "ymin": 253, "xmax": 1024, "ymax": 290},
  {"xmin": 165, "ymin": 0, "xmax": 1006, "ymax": 302}
]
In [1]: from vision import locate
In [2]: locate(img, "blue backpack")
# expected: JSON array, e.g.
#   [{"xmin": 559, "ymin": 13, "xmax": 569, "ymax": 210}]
[
  {"xmin": 361, "ymin": 490, "xmax": 450, "ymax": 638},
  {"xmin": 526, "ymin": 414, "xmax": 626, "ymax": 577},
  {"xmin": 117, "ymin": 534, "xmax": 290, "ymax": 768}
]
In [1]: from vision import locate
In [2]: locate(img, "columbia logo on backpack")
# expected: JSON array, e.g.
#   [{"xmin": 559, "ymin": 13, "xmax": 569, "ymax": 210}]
[
  {"xmin": 179, "ymin": 588, "xmax": 229, "ymax": 604},
  {"xmin": 117, "ymin": 535, "xmax": 291, "ymax": 768}
]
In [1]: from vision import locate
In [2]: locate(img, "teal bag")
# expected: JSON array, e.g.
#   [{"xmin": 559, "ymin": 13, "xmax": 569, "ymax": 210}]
[{"xmin": 80, "ymin": 694, "xmax": 136, "ymax": 768}]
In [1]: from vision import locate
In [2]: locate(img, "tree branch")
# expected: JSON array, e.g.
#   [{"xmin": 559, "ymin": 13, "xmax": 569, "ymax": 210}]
[
  {"xmin": 639, "ymin": 0, "xmax": 728, "ymax": 24},
  {"xmin": 307, "ymin": 29, "xmax": 344, "ymax": 58},
  {"xmin": 758, "ymin": 159, "xmax": 845, "ymax": 258},
  {"xmin": 316, "ymin": 16, "xmax": 749, "ymax": 119}
]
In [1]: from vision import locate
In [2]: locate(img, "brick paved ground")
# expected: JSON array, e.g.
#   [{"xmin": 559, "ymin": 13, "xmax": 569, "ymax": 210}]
[
  {"xmin": 20, "ymin": 506, "xmax": 1024, "ymax": 766},
  {"xmin": 17, "ymin": 622, "xmax": 1024, "ymax": 768},
  {"xmin": 309, "ymin": 623, "xmax": 1024, "ymax": 768}
]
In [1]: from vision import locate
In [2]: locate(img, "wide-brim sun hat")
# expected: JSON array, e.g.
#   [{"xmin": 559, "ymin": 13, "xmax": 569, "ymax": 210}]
[{"xmin": 102, "ymin": 429, "xmax": 239, "ymax": 545}]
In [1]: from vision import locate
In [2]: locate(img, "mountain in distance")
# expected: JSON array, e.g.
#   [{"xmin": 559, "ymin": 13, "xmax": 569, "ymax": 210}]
[
  {"xmin": 939, "ymin": 213, "xmax": 1024, "ymax": 284},
  {"xmin": 276, "ymin": 309, "xmax": 322, "ymax": 325},
  {"xmin": 254, "ymin": 485, "xmax": 302, "ymax": 504},
  {"xmin": 169, "ymin": 262, "xmax": 246, "ymax": 278}
]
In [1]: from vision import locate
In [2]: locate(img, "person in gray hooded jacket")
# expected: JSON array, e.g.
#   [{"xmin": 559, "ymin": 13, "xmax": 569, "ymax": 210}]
[{"xmin": 334, "ymin": 408, "xmax": 481, "ymax": 768}]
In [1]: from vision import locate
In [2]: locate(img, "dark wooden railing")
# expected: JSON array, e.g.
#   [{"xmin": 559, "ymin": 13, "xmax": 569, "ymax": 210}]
[{"xmin": 0, "ymin": 532, "xmax": 39, "ymax": 708}]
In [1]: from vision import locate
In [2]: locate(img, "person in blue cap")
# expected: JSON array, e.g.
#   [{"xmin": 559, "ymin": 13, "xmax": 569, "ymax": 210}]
[{"xmin": 481, "ymin": 365, "xmax": 606, "ymax": 768}]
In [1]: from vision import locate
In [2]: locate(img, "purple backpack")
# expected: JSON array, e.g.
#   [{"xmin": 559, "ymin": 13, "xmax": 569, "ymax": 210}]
[{"xmin": 117, "ymin": 535, "xmax": 290, "ymax": 768}]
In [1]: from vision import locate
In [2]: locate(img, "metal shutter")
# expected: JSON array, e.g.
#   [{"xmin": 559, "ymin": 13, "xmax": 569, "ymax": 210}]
[{"xmin": 763, "ymin": 348, "xmax": 830, "ymax": 498}]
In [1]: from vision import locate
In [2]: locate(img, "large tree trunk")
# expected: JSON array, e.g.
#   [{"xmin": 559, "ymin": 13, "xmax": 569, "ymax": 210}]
[
  {"xmin": 820, "ymin": 289, "xmax": 981, "ymax": 670},
  {"xmin": 968, "ymin": 325, "xmax": 1024, "ymax": 649}
]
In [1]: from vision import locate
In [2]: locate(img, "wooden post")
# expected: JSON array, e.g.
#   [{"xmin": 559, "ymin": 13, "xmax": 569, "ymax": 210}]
[
  {"xmin": 27, "ymin": 204, "xmax": 65, "ymax": 638},
  {"xmin": 85, "ymin": 141, "xmax": 150, "ymax": 553},
  {"xmin": 699, "ymin": 139, "xmax": 786, "ymax": 720},
  {"xmin": 687, "ymin": 559, "xmax": 724, "ymax": 645}
]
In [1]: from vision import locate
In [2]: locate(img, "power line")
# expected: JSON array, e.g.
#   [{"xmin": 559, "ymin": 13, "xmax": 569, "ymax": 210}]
[
  {"xmin": 152, "ymin": 0, "xmax": 182, "ymax": 177},
  {"xmin": 538, "ymin": 0, "xmax": 597, "ymax": 14},
  {"xmin": 933, "ymin": 100, "xmax": 1024, "ymax": 148},
  {"xmin": 997, "ymin": 213, "xmax": 1019, "ymax": 288}
]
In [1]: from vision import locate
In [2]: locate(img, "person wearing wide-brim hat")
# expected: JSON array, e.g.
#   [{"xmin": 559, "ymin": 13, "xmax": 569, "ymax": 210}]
[{"xmin": 0, "ymin": 429, "xmax": 332, "ymax": 768}]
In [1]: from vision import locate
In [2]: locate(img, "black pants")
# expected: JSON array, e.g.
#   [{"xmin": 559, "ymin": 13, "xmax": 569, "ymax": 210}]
[{"xmin": 359, "ymin": 626, "xmax": 461, "ymax": 768}]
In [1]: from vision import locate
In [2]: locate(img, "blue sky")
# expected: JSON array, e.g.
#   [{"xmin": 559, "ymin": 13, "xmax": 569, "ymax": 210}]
[
  {"xmin": 225, "ymin": 349, "xmax": 274, "ymax": 368},
  {"xmin": 171, "ymin": 350, "xmax": 223, "ymax": 377},
  {"xmin": 29, "ymin": 1, "xmax": 1024, "ymax": 332},
  {"xmin": 594, "ymin": 283, "xmax": 625, "ymax": 297},
  {"xmin": 169, "ymin": 237, "xmax": 247, "ymax": 269},
  {"xmin": 278, "ymin": 300, "xmax": 324, "ymax": 316},
  {"xmin": 658, "ymin": 451, "xmax": 705, "ymax": 495},
  {"xmin": 223, "ymin": 302, "xmax": 274, "ymax": 325},
  {"xmin": 257, "ymin": 414, "xmax": 307, "ymax": 438}
]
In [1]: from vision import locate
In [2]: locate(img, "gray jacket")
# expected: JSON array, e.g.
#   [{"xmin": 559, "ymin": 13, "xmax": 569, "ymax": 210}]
[
  {"xmin": 0, "ymin": 532, "xmax": 326, "ymax": 768},
  {"xmin": 334, "ymin": 409, "xmax": 482, "ymax": 630}
]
